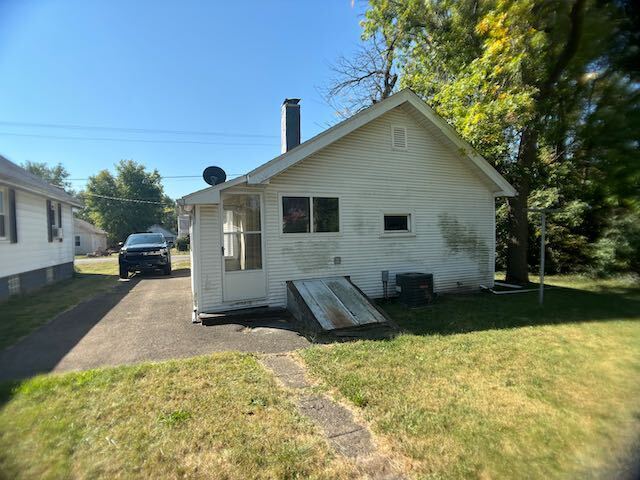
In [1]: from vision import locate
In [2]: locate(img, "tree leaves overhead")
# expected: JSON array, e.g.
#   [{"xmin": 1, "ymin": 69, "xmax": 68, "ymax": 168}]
[{"xmin": 331, "ymin": 0, "xmax": 639, "ymax": 276}]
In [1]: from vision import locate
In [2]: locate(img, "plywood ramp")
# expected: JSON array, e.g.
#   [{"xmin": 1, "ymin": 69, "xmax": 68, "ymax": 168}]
[{"xmin": 287, "ymin": 277, "xmax": 398, "ymax": 339}]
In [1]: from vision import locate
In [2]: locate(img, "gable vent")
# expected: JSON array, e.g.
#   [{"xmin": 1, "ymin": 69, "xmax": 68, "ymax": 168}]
[{"xmin": 392, "ymin": 126, "xmax": 407, "ymax": 149}]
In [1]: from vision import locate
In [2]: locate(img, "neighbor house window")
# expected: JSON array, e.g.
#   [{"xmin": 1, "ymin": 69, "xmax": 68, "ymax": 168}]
[
  {"xmin": 282, "ymin": 196, "xmax": 339, "ymax": 234},
  {"xmin": 0, "ymin": 187, "xmax": 6, "ymax": 239},
  {"xmin": 383, "ymin": 214, "xmax": 411, "ymax": 232},
  {"xmin": 75, "ymin": 235, "xmax": 81, "ymax": 247}
]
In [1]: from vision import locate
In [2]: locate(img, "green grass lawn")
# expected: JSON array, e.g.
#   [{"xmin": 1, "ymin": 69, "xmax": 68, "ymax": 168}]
[
  {"xmin": 0, "ymin": 274, "xmax": 115, "ymax": 351},
  {"xmin": 0, "ymin": 258, "xmax": 191, "ymax": 350},
  {"xmin": 0, "ymin": 353, "xmax": 355, "ymax": 479},
  {"xmin": 2, "ymin": 273, "xmax": 638, "ymax": 478},
  {"xmin": 301, "ymin": 275, "xmax": 640, "ymax": 479}
]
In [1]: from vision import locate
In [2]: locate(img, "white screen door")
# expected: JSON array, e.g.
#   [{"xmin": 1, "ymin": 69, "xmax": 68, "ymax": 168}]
[{"xmin": 222, "ymin": 193, "xmax": 266, "ymax": 302}]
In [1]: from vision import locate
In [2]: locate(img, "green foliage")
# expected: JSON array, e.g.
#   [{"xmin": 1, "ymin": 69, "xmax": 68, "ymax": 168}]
[
  {"xmin": 175, "ymin": 234, "xmax": 190, "ymax": 252},
  {"xmin": 80, "ymin": 160, "xmax": 169, "ymax": 245},
  {"xmin": 22, "ymin": 161, "xmax": 75, "ymax": 194},
  {"xmin": 593, "ymin": 204, "xmax": 640, "ymax": 275},
  {"xmin": 359, "ymin": 0, "xmax": 639, "ymax": 276}
]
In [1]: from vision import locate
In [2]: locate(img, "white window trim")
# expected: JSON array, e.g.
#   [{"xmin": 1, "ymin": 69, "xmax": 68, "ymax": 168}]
[
  {"xmin": 0, "ymin": 185, "xmax": 7, "ymax": 241},
  {"xmin": 391, "ymin": 125, "xmax": 408, "ymax": 151},
  {"xmin": 278, "ymin": 192, "xmax": 342, "ymax": 237},
  {"xmin": 220, "ymin": 190, "xmax": 266, "ymax": 274},
  {"xmin": 380, "ymin": 211, "xmax": 416, "ymax": 238}
]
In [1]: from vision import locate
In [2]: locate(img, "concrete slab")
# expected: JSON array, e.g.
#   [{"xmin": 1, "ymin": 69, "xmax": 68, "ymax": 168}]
[{"xmin": 0, "ymin": 270, "xmax": 309, "ymax": 381}]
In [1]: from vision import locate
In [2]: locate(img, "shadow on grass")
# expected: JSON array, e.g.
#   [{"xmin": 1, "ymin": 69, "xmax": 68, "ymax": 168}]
[
  {"xmin": 379, "ymin": 282, "xmax": 640, "ymax": 336},
  {"xmin": 0, "ymin": 276, "xmax": 140, "ymax": 384}
]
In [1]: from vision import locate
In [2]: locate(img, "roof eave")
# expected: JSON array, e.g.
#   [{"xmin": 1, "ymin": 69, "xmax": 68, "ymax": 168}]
[
  {"xmin": 179, "ymin": 175, "xmax": 248, "ymax": 205},
  {"xmin": 0, "ymin": 177, "xmax": 83, "ymax": 207}
]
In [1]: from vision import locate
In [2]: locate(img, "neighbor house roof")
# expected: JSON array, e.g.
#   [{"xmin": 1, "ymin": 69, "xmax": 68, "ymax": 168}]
[
  {"xmin": 0, "ymin": 154, "xmax": 83, "ymax": 207},
  {"xmin": 179, "ymin": 89, "xmax": 517, "ymax": 205},
  {"xmin": 74, "ymin": 217, "xmax": 107, "ymax": 235}
]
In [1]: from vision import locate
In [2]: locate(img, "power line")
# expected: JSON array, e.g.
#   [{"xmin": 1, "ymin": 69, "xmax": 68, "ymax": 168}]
[
  {"xmin": 0, "ymin": 120, "xmax": 278, "ymax": 139},
  {"xmin": 67, "ymin": 173, "xmax": 245, "ymax": 181},
  {"xmin": 0, "ymin": 131, "xmax": 278, "ymax": 146},
  {"xmin": 81, "ymin": 192, "xmax": 165, "ymax": 204}
]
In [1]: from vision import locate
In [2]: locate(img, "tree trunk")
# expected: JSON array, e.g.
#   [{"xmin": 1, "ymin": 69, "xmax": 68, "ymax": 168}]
[
  {"xmin": 503, "ymin": 0, "xmax": 585, "ymax": 284},
  {"xmin": 505, "ymin": 128, "xmax": 537, "ymax": 284}
]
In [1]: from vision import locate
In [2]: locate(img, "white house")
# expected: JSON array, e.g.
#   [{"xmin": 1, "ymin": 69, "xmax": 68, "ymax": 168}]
[
  {"xmin": 179, "ymin": 89, "xmax": 516, "ymax": 316},
  {"xmin": 146, "ymin": 224, "xmax": 177, "ymax": 244},
  {"xmin": 0, "ymin": 155, "xmax": 82, "ymax": 301},
  {"xmin": 74, "ymin": 218, "xmax": 108, "ymax": 255}
]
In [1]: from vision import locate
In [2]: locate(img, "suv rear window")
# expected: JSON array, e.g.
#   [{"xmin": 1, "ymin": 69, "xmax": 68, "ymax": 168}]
[{"xmin": 125, "ymin": 234, "xmax": 165, "ymax": 246}]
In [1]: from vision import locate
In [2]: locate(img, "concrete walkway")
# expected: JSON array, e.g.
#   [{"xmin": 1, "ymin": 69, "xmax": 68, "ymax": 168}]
[
  {"xmin": 260, "ymin": 354, "xmax": 406, "ymax": 480},
  {"xmin": 0, "ymin": 271, "xmax": 309, "ymax": 381}
]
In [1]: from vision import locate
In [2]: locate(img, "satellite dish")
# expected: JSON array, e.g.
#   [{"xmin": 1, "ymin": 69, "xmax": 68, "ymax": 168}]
[{"xmin": 202, "ymin": 166, "xmax": 227, "ymax": 186}]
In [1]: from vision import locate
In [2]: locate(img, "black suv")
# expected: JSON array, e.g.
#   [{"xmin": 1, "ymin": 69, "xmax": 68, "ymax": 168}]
[{"xmin": 118, "ymin": 233, "xmax": 172, "ymax": 279}]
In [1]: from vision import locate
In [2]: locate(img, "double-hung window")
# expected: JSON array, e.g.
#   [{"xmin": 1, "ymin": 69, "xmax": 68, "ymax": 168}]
[
  {"xmin": 282, "ymin": 196, "xmax": 339, "ymax": 234},
  {"xmin": 0, "ymin": 187, "xmax": 6, "ymax": 239}
]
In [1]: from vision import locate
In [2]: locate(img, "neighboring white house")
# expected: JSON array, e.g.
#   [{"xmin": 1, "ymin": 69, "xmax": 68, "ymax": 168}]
[
  {"xmin": 146, "ymin": 224, "xmax": 176, "ymax": 244},
  {"xmin": 74, "ymin": 218, "xmax": 108, "ymax": 255},
  {"xmin": 0, "ymin": 155, "xmax": 82, "ymax": 301},
  {"xmin": 179, "ymin": 89, "xmax": 516, "ymax": 315}
]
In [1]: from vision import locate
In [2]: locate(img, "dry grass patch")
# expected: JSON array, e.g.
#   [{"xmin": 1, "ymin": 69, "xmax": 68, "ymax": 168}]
[
  {"xmin": 301, "ymin": 275, "xmax": 640, "ymax": 479},
  {"xmin": 0, "ymin": 352, "xmax": 357, "ymax": 479}
]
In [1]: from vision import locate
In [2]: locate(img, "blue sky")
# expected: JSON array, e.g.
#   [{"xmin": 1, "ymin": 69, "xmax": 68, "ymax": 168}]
[{"xmin": 0, "ymin": 1, "xmax": 365, "ymax": 198}]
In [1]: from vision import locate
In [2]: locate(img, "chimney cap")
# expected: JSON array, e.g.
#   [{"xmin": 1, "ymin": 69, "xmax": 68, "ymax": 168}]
[{"xmin": 282, "ymin": 98, "xmax": 301, "ymax": 106}]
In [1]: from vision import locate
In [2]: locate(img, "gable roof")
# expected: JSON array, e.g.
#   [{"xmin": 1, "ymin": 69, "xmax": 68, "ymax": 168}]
[
  {"xmin": 180, "ymin": 89, "xmax": 516, "ymax": 205},
  {"xmin": 74, "ymin": 217, "xmax": 107, "ymax": 235},
  {"xmin": 0, "ymin": 154, "xmax": 83, "ymax": 207}
]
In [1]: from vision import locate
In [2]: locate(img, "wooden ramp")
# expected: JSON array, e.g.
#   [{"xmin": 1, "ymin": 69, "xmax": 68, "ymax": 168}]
[{"xmin": 286, "ymin": 277, "xmax": 398, "ymax": 339}]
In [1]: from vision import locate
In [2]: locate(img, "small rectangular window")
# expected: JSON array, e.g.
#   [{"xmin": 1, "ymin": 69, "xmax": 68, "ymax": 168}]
[
  {"xmin": 384, "ymin": 214, "xmax": 410, "ymax": 232},
  {"xmin": 8, "ymin": 275, "xmax": 20, "ymax": 295},
  {"xmin": 313, "ymin": 197, "xmax": 339, "ymax": 233},
  {"xmin": 282, "ymin": 196, "xmax": 310, "ymax": 233},
  {"xmin": 75, "ymin": 235, "xmax": 81, "ymax": 247}
]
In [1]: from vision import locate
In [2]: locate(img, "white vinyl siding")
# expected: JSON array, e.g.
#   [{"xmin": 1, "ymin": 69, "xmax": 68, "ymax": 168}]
[
  {"xmin": 0, "ymin": 187, "xmax": 74, "ymax": 278},
  {"xmin": 73, "ymin": 230, "xmax": 108, "ymax": 254},
  {"xmin": 196, "ymin": 105, "xmax": 496, "ymax": 310},
  {"xmin": 197, "ymin": 204, "xmax": 222, "ymax": 310}
]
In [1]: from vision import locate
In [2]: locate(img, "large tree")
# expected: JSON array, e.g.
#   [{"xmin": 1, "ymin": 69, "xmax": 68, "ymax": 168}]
[
  {"xmin": 331, "ymin": 0, "xmax": 639, "ymax": 281},
  {"xmin": 81, "ymin": 160, "xmax": 169, "ymax": 244},
  {"xmin": 22, "ymin": 161, "xmax": 74, "ymax": 193}
]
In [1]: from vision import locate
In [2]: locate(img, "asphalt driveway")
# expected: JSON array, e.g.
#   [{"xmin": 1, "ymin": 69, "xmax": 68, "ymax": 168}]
[{"xmin": 0, "ymin": 269, "xmax": 309, "ymax": 380}]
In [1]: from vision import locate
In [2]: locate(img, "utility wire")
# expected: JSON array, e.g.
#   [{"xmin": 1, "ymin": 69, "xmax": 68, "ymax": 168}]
[
  {"xmin": 81, "ymin": 192, "xmax": 166, "ymax": 205},
  {"xmin": 0, "ymin": 131, "xmax": 278, "ymax": 146},
  {"xmin": 0, "ymin": 120, "xmax": 278, "ymax": 138},
  {"xmin": 67, "ymin": 174, "xmax": 244, "ymax": 181}
]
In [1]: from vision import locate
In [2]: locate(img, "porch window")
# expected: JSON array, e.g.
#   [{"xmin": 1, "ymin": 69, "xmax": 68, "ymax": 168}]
[
  {"xmin": 223, "ymin": 194, "xmax": 262, "ymax": 271},
  {"xmin": 75, "ymin": 235, "xmax": 81, "ymax": 247},
  {"xmin": 282, "ymin": 196, "xmax": 339, "ymax": 233}
]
